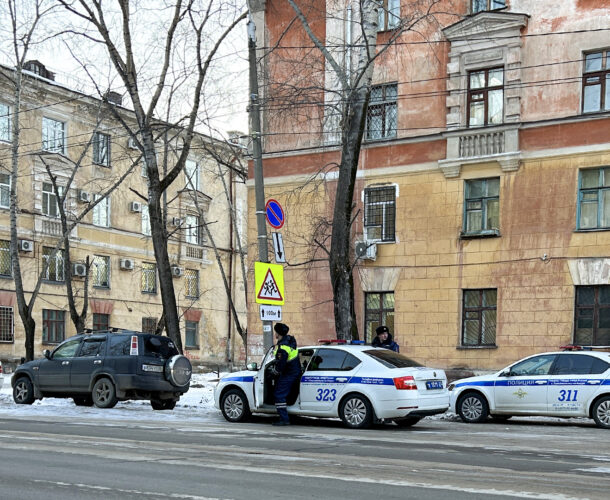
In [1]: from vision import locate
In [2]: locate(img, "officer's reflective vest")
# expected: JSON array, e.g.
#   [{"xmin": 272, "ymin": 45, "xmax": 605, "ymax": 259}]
[{"xmin": 273, "ymin": 344, "xmax": 298, "ymax": 362}]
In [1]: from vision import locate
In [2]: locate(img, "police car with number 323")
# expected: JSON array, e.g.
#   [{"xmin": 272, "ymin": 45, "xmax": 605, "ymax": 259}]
[
  {"xmin": 214, "ymin": 341, "xmax": 449, "ymax": 429},
  {"xmin": 449, "ymin": 347, "xmax": 610, "ymax": 428}
]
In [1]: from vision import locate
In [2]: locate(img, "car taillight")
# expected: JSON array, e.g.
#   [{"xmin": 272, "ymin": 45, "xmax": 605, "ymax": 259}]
[
  {"xmin": 0, "ymin": 365, "xmax": 3, "ymax": 374},
  {"xmin": 394, "ymin": 375, "xmax": 417, "ymax": 390},
  {"xmin": 130, "ymin": 336, "xmax": 139, "ymax": 356}
]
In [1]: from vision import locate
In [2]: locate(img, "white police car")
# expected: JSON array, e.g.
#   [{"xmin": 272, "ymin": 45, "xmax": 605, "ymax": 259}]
[
  {"xmin": 449, "ymin": 348, "xmax": 610, "ymax": 428},
  {"xmin": 215, "ymin": 342, "xmax": 449, "ymax": 429}
]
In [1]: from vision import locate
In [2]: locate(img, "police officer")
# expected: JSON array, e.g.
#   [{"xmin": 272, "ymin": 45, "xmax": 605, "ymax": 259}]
[
  {"xmin": 270, "ymin": 322, "xmax": 300, "ymax": 426},
  {"xmin": 372, "ymin": 325, "xmax": 399, "ymax": 352}
]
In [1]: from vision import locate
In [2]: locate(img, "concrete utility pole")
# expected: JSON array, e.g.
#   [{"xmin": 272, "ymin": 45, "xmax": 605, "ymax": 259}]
[{"xmin": 247, "ymin": 12, "xmax": 273, "ymax": 350}]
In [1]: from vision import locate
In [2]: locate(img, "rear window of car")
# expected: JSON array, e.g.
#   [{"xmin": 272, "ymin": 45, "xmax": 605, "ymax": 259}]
[
  {"xmin": 364, "ymin": 349, "xmax": 423, "ymax": 368},
  {"xmin": 143, "ymin": 335, "xmax": 179, "ymax": 359}
]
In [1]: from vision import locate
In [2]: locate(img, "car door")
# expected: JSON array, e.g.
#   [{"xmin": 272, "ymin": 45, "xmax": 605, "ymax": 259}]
[
  {"xmin": 494, "ymin": 354, "xmax": 557, "ymax": 413},
  {"xmin": 70, "ymin": 336, "xmax": 107, "ymax": 391},
  {"xmin": 37, "ymin": 338, "xmax": 82, "ymax": 392},
  {"xmin": 547, "ymin": 354, "xmax": 609, "ymax": 416},
  {"xmin": 300, "ymin": 348, "xmax": 361, "ymax": 412},
  {"xmin": 254, "ymin": 347, "xmax": 276, "ymax": 409}
]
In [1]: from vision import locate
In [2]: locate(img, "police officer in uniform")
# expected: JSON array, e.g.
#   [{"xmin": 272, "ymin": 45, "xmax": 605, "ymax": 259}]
[
  {"xmin": 269, "ymin": 322, "xmax": 300, "ymax": 426},
  {"xmin": 372, "ymin": 325, "xmax": 400, "ymax": 352}
]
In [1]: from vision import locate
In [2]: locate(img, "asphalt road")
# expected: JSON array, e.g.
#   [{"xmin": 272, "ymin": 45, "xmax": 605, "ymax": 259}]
[{"xmin": 0, "ymin": 413, "xmax": 609, "ymax": 500}]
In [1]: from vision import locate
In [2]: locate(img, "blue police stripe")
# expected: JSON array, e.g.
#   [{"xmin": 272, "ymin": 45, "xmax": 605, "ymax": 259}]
[
  {"xmin": 223, "ymin": 376, "xmax": 254, "ymax": 382},
  {"xmin": 300, "ymin": 375, "xmax": 394, "ymax": 385},
  {"xmin": 456, "ymin": 378, "xmax": 610, "ymax": 388}
]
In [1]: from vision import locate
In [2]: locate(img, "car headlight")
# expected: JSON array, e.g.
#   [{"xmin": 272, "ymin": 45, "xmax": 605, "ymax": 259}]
[{"xmin": 447, "ymin": 383, "xmax": 455, "ymax": 391}]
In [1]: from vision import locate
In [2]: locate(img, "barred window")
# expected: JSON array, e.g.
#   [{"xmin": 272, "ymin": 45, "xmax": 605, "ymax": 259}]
[
  {"xmin": 92, "ymin": 313, "xmax": 110, "ymax": 332},
  {"xmin": 42, "ymin": 309, "xmax": 65, "ymax": 344},
  {"xmin": 0, "ymin": 172, "xmax": 9, "ymax": 208},
  {"xmin": 0, "ymin": 240, "xmax": 11, "ymax": 277},
  {"xmin": 0, "ymin": 102, "xmax": 10, "ymax": 142},
  {"xmin": 366, "ymin": 84, "xmax": 397, "ymax": 140},
  {"xmin": 42, "ymin": 247, "xmax": 65, "ymax": 282},
  {"xmin": 142, "ymin": 317, "xmax": 157, "ymax": 334},
  {"xmin": 93, "ymin": 194, "xmax": 110, "ymax": 227},
  {"xmin": 92, "ymin": 255, "xmax": 110, "ymax": 288},
  {"xmin": 93, "ymin": 132, "xmax": 111, "ymax": 166},
  {"xmin": 468, "ymin": 68, "xmax": 504, "ymax": 127},
  {"xmin": 185, "ymin": 320, "xmax": 199, "ymax": 348},
  {"xmin": 185, "ymin": 269, "xmax": 199, "ymax": 298},
  {"xmin": 364, "ymin": 292, "xmax": 394, "ymax": 344},
  {"xmin": 0, "ymin": 306, "xmax": 14, "ymax": 343},
  {"xmin": 364, "ymin": 185, "xmax": 396, "ymax": 242},
  {"xmin": 42, "ymin": 117, "xmax": 65, "ymax": 154},
  {"xmin": 575, "ymin": 286, "xmax": 610, "ymax": 346},
  {"xmin": 462, "ymin": 289, "xmax": 497, "ymax": 346},
  {"xmin": 141, "ymin": 262, "xmax": 157, "ymax": 293},
  {"xmin": 42, "ymin": 182, "xmax": 62, "ymax": 218},
  {"xmin": 464, "ymin": 178, "xmax": 500, "ymax": 234}
]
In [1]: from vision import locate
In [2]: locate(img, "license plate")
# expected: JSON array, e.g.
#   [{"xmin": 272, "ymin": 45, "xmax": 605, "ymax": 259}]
[{"xmin": 426, "ymin": 380, "xmax": 443, "ymax": 390}]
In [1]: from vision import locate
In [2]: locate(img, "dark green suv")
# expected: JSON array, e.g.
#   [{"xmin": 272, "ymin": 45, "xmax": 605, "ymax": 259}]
[{"xmin": 11, "ymin": 330, "xmax": 192, "ymax": 410}]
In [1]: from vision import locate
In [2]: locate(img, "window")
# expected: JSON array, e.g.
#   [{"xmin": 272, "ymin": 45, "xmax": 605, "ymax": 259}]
[
  {"xmin": 364, "ymin": 186, "xmax": 396, "ymax": 242},
  {"xmin": 93, "ymin": 132, "xmax": 111, "ymax": 166},
  {"xmin": 0, "ymin": 102, "xmax": 10, "ymax": 142},
  {"xmin": 185, "ymin": 214, "xmax": 201, "ymax": 245},
  {"xmin": 364, "ymin": 349, "xmax": 423, "ymax": 368},
  {"xmin": 52, "ymin": 338, "xmax": 80, "ymax": 358},
  {"xmin": 377, "ymin": 0, "xmax": 400, "ymax": 31},
  {"xmin": 0, "ymin": 240, "xmax": 11, "ymax": 277},
  {"xmin": 78, "ymin": 337, "xmax": 107, "ymax": 357},
  {"xmin": 306, "ymin": 348, "xmax": 359, "ymax": 371},
  {"xmin": 142, "ymin": 317, "xmax": 157, "ymax": 334},
  {"xmin": 42, "ymin": 247, "xmax": 65, "ymax": 282},
  {"xmin": 509, "ymin": 354, "xmax": 556, "ymax": 376},
  {"xmin": 0, "ymin": 306, "xmax": 14, "ymax": 343},
  {"xmin": 463, "ymin": 178, "xmax": 500, "ymax": 234},
  {"xmin": 472, "ymin": 0, "xmax": 505, "ymax": 13},
  {"xmin": 185, "ymin": 159, "xmax": 200, "ymax": 191},
  {"xmin": 92, "ymin": 255, "xmax": 110, "ymax": 288},
  {"xmin": 578, "ymin": 167, "xmax": 610, "ymax": 230},
  {"xmin": 92, "ymin": 194, "xmax": 110, "ymax": 227},
  {"xmin": 185, "ymin": 320, "xmax": 199, "ymax": 348},
  {"xmin": 582, "ymin": 50, "xmax": 610, "ymax": 113},
  {"xmin": 92, "ymin": 313, "xmax": 110, "ymax": 332},
  {"xmin": 552, "ymin": 354, "xmax": 610, "ymax": 376},
  {"xmin": 575, "ymin": 286, "xmax": 610, "ymax": 346},
  {"xmin": 108, "ymin": 335, "xmax": 131, "ymax": 356},
  {"xmin": 0, "ymin": 173, "xmax": 10, "ymax": 208},
  {"xmin": 462, "ymin": 289, "xmax": 497, "ymax": 346},
  {"xmin": 185, "ymin": 269, "xmax": 199, "ymax": 298},
  {"xmin": 141, "ymin": 262, "xmax": 157, "ymax": 293},
  {"xmin": 468, "ymin": 67, "xmax": 504, "ymax": 127},
  {"xmin": 42, "ymin": 309, "xmax": 65, "ymax": 344},
  {"xmin": 142, "ymin": 204, "xmax": 151, "ymax": 236},
  {"xmin": 364, "ymin": 292, "xmax": 394, "ymax": 343},
  {"xmin": 42, "ymin": 117, "xmax": 65, "ymax": 153},
  {"xmin": 42, "ymin": 182, "xmax": 62, "ymax": 218},
  {"xmin": 366, "ymin": 83, "xmax": 397, "ymax": 140}
]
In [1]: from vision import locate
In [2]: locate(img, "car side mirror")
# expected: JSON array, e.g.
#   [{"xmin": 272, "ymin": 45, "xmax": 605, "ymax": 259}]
[
  {"xmin": 247, "ymin": 362, "xmax": 258, "ymax": 371},
  {"xmin": 499, "ymin": 370, "xmax": 511, "ymax": 377},
  {"xmin": 43, "ymin": 349, "xmax": 51, "ymax": 360}
]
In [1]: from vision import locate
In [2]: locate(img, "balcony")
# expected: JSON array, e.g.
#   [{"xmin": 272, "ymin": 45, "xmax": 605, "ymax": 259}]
[
  {"xmin": 184, "ymin": 245, "xmax": 206, "ymax": 260},
  {"xmin": 34, "ymin": 216, "xmax": 78, "ymax": 239}
]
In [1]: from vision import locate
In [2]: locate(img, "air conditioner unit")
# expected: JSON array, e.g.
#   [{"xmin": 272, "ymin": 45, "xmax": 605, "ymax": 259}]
[
  {"xmin": 78, "ymin": 190, "xmax": 91, "ymax": 203},
  {"xmin": 171, "ymin": 217, "xmax": 183, "ymax": 227},
  {"xmin": 171, "ymin": 265, "xmax": 184, "ymax": 278},
  {"xmin": 19, "ymin": 239, "xmax": 34, "ymax": 252},
  {"xmin": 355, "ymin": 240, "xmax": 377, "ymax": 261},
  {"xmin": 127, "ymin": 137, "xmax": 139, "ymax": 150},
  {"xmin": 119, "ymin": 258, "xmax": 135, "ymax": 270},
  {"xmin": 129, "ymin": 201, "xmax": 142, "ymax": 213},
  {"xmin": 72, "ymin": 262, "xmax": 87, "ymax": 277}
]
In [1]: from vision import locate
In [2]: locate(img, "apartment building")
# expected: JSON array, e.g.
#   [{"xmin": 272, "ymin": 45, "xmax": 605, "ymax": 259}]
[
  {"xmin": 0, "ymin": 61, "xmax": 247, "ymax": 366},
  {"xmin": 248, "ymin": 0, "xmax": 610, "ymax": 369}
]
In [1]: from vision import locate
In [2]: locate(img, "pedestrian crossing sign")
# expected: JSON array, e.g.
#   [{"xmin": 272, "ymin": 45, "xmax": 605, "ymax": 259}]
[{"xmin": 255, "ymin": 262, "xmax": 285, "ymax": 305}]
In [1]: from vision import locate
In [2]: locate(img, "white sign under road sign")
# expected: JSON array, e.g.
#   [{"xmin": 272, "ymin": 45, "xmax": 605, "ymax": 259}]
[
  {"xmin": 272, "ymin": 232, "xmax": 285, "ymax": 263},
  {"xmin": 260, "ymin": 305, "xmax": 282, "ymax": 321},
  {"xmin": 263, "ymin": 324, "xmax": 272, "ymax": 332}
]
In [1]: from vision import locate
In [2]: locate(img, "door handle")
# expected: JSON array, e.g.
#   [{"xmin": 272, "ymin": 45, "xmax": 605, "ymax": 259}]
[
  {"xmin": 336, "ymin": 377, "xmax": 348, "ymax": 383},
  {"xmin": 94, "ymin": 360, "xmax": 102, "ymax": 365},
  {"xmin": 62, "ymin": 361, "xmax": 70, "ymax": 366}
]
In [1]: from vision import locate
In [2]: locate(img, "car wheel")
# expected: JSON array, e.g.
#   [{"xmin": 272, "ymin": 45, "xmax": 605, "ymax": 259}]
[
  {"xmin": 13, "ymin": 377, "xmax": 35, "ymax": 405},
  {"xmin": 220, "ymin": 388, "xmax": 251, "ymax": 423},
  {"xmin": 73, "ymin": 396, "xmax": 94, "ymax": 407},
  {"xmin": 490, "ymin": 415, "xmax": 512, "ymax": 422},
  {"xmin": 339, "ymin": 394, "xmax": 373, "ymax": 429},
  {"xmin": 457, "ymin": 392, "xmax": 489, "ymax": 423},
  {"xmin": 592, "ymin": 396, "xmax": 610, "ymax": 429},
  {"xmin": 92, "ymin": 378, "xmax": 118, "ymax": 409},
  {"xmin": 151, "ymin": 399, "xmax": 177, "ymax": 410},
  {"xmin": 393, "ymin": 416, "xmax": 421, "ymax": 427}
]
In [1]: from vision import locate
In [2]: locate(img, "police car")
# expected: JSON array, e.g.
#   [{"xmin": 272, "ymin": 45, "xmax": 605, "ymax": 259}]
[
  {"xmin": 449, "ymin": 347, "xmax": 610, "ymax": 428},
  {"xmin": 214, "ymin": 342, "xmax": 449, "ymax": 429}
]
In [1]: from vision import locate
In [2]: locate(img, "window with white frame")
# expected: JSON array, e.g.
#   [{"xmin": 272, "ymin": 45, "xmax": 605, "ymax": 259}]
[
  {"xmin": 185, "ymin": 159, "xmax": 200, "ymax": 191},
  {"xmin": 92, "ymin": 194, "xmax": 110, "ymax": 227},
  {"xmin": 93, "ymin": 132, "xmax": 111, "ymax": 166},
  {"xmin": 366, "ymin": 83, "xmax": 397, "ymax": 140},
  {"xmin": 42, "ymin": 117, "xmax": 65, "ymax": 153},
  {"xmin": 0, "ymin": 306, "xmax": 14, "ymax": 343},
  {"xmin": 364, "ymin": 185, "xmax": 396, "ymax": 242},
  {"xmin": 185, "ymin": 320, "xmax": 199, "ymax": 348},
  {"xmin": 185, "ymin": 269, "xmax": 199, "ymax": 298},
  {"xmin": 42, "ymin": 247, "xmax": 65, "ymax": 282},
  {"xmin": 185, "ymin": 214, "xmax": 201, "ymax": 245},
  {"xmin": 42, "ymin": 182, "xmax": 63, "ymax": 218},
  {"xmin": 463, "ymin": 178, "xmax": 500, "ymax": 234},
  {"xmin": 582, "ymin": 50, "xmax": 610, "ymax": 113},
  {"xmin": 92, "ymin": 255, "xmax": 110, "ymax": 288},
  {"xmin": 0, "ymin": 172, "xmax": 10, "ymax": 208},
  {"xmin": 377, "ymin": 0, "xmax": 400, "ymax": 31},
  {"xmin": 472, "ymin": 0, "xmax": 505, "ymax": 13},
  {"xmin": 0, "ymin": 240, "xmax": 11, "ymax": 277},
  {"xmin": 142, "ymin": 204, "xmax": 151, "ymax": 236},
  {"xmin": 0, "ymin": 103, "xmax": 10, "ymax": 142}
]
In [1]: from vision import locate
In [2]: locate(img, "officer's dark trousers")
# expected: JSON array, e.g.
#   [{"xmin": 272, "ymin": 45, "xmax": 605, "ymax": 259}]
[{"xmin": 274, "ymin": 362, "xmax": 300, "ymax": 422}]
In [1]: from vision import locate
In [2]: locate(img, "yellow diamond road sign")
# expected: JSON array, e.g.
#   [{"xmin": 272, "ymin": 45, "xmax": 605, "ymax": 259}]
[{"xmin": 255, "ymin": 262, "xmax": 284, "ymax": 305}]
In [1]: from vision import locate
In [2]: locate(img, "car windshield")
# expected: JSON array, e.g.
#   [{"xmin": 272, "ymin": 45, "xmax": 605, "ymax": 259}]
[{"xmin": 363, "ymin": 349, "xmax": 423, "ymax": 368}]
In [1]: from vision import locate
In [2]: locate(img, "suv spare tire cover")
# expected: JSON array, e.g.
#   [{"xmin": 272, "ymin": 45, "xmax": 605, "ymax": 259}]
[{"xmin": 165, "ymin": 355, "xmax": 192, "ymax": 387}]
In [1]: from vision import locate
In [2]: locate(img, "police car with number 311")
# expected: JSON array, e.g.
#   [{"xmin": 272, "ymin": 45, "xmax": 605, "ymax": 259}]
[
  {"xmin": 215, "ymin": 341, "xmax": 449, "ymax": 429},
  {"xmin": 449, "ymin": 347, "xmax": 610, "ymax": 428}
]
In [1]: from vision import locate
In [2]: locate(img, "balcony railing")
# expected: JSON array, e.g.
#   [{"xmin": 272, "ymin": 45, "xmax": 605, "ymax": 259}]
[
  {"xmin": 459, "ymin": 130, "xmax": 504, "ymax": 158},
  {"xmin": 185, "ymin": 245, "xmax": 204, "ymax": 260},
  {"xmin": 41, "ymin": 219, "xmax": 62, "ymax": 236}
]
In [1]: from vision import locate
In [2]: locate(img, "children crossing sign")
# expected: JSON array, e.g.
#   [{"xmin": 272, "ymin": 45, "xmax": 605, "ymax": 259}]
[{"xmin": 255, "ymin": 262, "xmax": 285, "ymax": 305}]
